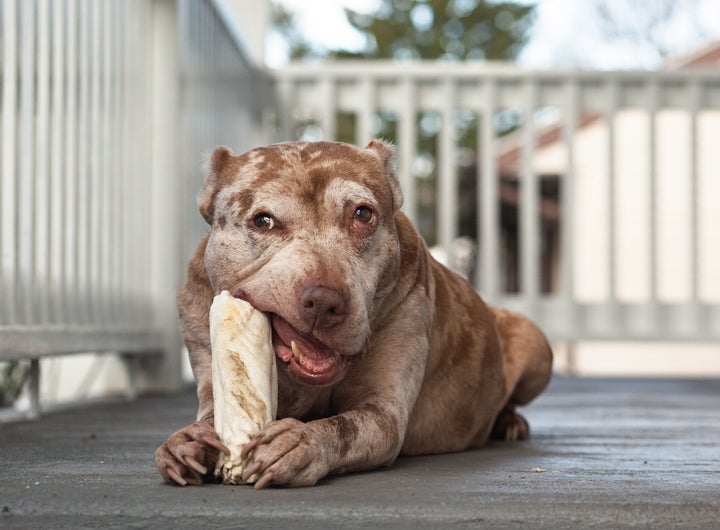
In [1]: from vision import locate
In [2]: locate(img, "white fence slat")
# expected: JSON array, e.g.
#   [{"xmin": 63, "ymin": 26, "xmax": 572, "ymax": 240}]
[
  {"xmin": 438, "ymin": 79, "xmax": 458, "ymax": 252},
  {"xmin": 689, "ymin": 81, "xmax": 701, "ymax": 304},
  {"xmin": 64, "ymin": 0, "xmax": 79, "ymax": 324},
  {"xmin": 319, "ymin": 77, "xmax": 336, "ymax": 140},
  {"xmin": 357, "ymin": 78, "xmax": 376, "ymax": 146},
  {"xmin": 35, "ymin": 0, "xmax": 51, "ymax": 324},
  {"xmin": 561, "ymin": 79, "xmax": 578, "ymax": 303},
  {"xmin": 606, "ymin": 81, "xmax": 618, "ymax": 304},
  {"xmin": 1, "ymin": 0, "xmax": 19, "ymax": 324},
  {"xmin": 90, "ymin": 0, "xmax": 102, "ymax": 324},
  {"xmin": 110, "ymin": 0, "xmax": 124, "ymax": 323},
  {"xmin": 76, "ymin": 0, "xmax": 91, "ymax": 325},
  {"xmin": 520, "ymin": 80, "xmax": 539, "ymax": 302},
  {"xmin": 120, "ymin": 0, "xmax": 137, "ymax": 327},
  {"xmin": 648, "ymin": 81, "xmax": 659, "ymax": 306},
  {"xmin": 398, "ymin": 78, "xmax": 417, "ymax": 225},
  {"xmin": 100, "ymin": 0, "xmax": 113, "ymax": 324},
  {"xmin": 18, "ymin": 0, "xmax": 37, "ymax": 324},
  {"xmin": 49, "ymin": 0, "xmax": 66, "ymax": 324},
  {"xmin": 479, "ymin": 80, "xmax": 499, "ymax": 300}
]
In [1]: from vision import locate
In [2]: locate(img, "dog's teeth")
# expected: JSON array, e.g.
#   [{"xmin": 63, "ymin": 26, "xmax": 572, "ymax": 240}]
[{"xmin": 290, "ymin": 339, "xmax": 338, "ymax": 372}]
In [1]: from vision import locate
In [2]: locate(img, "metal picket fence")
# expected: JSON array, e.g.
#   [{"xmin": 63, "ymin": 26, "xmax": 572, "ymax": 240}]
[{"xmin": 0, "ymin": 0, "xmax": 269, "ymax": 416}]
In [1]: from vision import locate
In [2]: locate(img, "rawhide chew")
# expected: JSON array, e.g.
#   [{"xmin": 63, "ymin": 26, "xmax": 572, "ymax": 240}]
[{"xmin": 210, "ymin": 290, "xmax": 278, "ymax": 484}]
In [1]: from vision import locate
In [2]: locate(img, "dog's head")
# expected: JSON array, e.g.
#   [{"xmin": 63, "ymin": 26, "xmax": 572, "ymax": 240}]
[{"xmin": 200, "ymin": 140, "xmax": 403, "ymax": 386}]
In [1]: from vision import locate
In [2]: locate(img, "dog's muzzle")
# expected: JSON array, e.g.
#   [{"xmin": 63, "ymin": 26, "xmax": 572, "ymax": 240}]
[{"xmin": 271, "ymin": 314, "xmax": 351, "ymax": 385}]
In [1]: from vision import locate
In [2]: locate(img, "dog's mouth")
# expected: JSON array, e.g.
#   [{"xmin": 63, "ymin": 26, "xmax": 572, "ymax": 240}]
[{"xmin": 270, "ymin": 314, "xmax": 350, "ymax": 385}]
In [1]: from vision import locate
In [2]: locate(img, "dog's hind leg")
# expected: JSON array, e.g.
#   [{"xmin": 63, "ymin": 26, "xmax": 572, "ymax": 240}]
[{"xmin": 488, "ymin": 307, "xmax": 553, "ymax": 441}]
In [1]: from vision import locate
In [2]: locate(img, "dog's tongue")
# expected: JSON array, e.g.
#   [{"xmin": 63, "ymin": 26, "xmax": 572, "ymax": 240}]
[{"xmin": 271, "ymin": 315, "xmax": 338, "ymax": 369}]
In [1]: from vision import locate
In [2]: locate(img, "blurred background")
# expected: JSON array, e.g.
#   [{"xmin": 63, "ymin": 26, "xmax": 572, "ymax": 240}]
[
  {"xmin": 267, "ymin": 0, "xmax": 719, "ymax": 68},
  {"xmin": 1, "ymin": 0, "xmax": 719, "ymax": 418}
]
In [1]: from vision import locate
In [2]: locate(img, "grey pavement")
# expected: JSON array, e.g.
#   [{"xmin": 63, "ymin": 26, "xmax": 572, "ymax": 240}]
[{"xmin": 1, "ymin": 376, "xmax": 719, "ymax": 529}]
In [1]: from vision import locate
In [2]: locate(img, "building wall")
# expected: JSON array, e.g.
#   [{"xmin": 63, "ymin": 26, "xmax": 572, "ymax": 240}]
[
  {"xmin": 532, "ymin": 110, "xmax": 720, "ymax": 304},
  {"xmin": 532, "ymin": 109, "xmax": 720, "ymax": 376}
]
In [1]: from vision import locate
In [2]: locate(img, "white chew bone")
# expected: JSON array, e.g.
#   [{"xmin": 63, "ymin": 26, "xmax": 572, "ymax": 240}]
[{"xmin": 210, "ymin": 290, "xmax": 277, "ymax": 484}]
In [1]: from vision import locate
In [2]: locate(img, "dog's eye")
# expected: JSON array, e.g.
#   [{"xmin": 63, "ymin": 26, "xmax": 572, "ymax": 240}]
[
  {"xmin": 354, "ymin": 206, "xmax": 374, "ymax": 224},
  {"xmin": 253, "ymin": 213, "xmax": 275, "ymax": 230}
]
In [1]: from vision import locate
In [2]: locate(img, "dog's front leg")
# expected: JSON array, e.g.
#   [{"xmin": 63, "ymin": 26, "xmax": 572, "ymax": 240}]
[
  {"xmin": 155, "ymin": 243, "xmax": 231, "ymax": 486},
  {"xmin": 239, "ymin": 401, "xmax": 408, "ymax": 488},
  {"xmin": 242, "ymin": 303, "xmax": 430, "ymax": 488}
]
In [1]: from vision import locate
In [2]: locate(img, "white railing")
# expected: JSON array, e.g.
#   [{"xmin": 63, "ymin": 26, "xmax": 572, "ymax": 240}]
[
  {"xmin": 273, "ymin": 62, "xmax": 720, "ymax": 342},
  {"xmin": 2, "ymin": 1, "xmax": 719, "ymax": 417},
  {"xmin": 0, "ymin": 0, "xmax": 269, "ymax": 417}
]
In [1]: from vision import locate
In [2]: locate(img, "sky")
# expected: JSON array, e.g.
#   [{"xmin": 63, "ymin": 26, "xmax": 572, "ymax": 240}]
[{"xmin": 267, "ymin": 0, "xmax": 720, "ymax": 69}]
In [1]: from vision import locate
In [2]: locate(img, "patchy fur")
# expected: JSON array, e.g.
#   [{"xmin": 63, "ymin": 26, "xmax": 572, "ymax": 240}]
[{"xmin": 155, "ymin": 140, "xmax": 553, "ymax": 487}]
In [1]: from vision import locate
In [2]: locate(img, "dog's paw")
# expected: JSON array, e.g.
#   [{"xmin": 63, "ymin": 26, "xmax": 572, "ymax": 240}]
[
  {"xmin": 240, "ymin": 418, "xmax": 329, "ymax": 488},
  {"xmin": 491, "ymin": 409, "xmax": 530, "ymax": 442},
  {"xmin": 155, "ymin": 420, "xmax": 230, "ymax": 486}
]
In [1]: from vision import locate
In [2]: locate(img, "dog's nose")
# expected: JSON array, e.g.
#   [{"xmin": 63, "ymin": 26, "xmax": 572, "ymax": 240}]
[{"xmin": 300, "ymin": 285, "xmax": 348, "ymax": 329}]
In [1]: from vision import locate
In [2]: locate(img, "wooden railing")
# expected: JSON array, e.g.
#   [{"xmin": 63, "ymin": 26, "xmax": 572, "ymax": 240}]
[{"xmin": 273, "ymin": 62, "xmax": 720, "ymax": 341}]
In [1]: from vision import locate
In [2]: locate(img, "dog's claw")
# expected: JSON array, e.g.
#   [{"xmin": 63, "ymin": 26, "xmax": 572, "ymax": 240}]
[
  {"xmin": 241, "ymin": 461, "xmax": 263, "ymax": 482},
  {"xmin": 241, "ymin": 437, "xmax": 261, "ymax": 459},
  {"xmin": 254, "ymin": 471, "xmax": 274, "ymax": 490},
  {"xmin": 200, "ymin": 435, "xmax": 230, "ymax": 455},
  {"xmin": 183, "ymin": 455, "xmax": 208, "ymax": 475},
  {"xmin": 156, "ymin": 421, "xmax": 228, "ymax": 486},
  {"xmin": 491, "ymin": 408, "xmax": 530, "ymax": 442},
  {"xmin": 166, "ymin": 467, "xmax": 187, "ymax": 486}
]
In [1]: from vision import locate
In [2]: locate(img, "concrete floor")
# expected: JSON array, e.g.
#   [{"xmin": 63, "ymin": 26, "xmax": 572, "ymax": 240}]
[{"xmin": 1, "ymin": 376, "xmax": 719, "ymax": 529}]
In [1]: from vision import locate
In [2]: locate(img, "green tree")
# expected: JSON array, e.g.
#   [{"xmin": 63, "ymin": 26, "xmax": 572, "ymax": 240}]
[
  {"xmin": 0, "ymin": 361, "xmax": 29, "ymax": 408},
  {"xmin": 271, "ymin": 0, "xmax": 536, "ymax": 62},
  {"xmin": 270, "ymin": 0, "xmax": 538, "ymax": 249},
  {"xmin": 339, "ymin": 0, "xmax": 536, "ymax": 61},
  {"xmin": 271, "ymin": 3, "xmax": 316, "ymax": 60}
]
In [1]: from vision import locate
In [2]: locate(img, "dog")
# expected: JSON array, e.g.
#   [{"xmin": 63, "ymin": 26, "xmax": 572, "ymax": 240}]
[{"xmin": 155, "ymin": 139, "xmax": 552, "ymax": 488}]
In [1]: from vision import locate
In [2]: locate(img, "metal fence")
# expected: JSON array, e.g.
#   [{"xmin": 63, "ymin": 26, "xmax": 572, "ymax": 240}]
[
  {"xmin": 274, "ymin": 62, "xmax": 720, "ymax": 342},
  {"xmin": 0, "ymin": 0, "xmax": 269, "ymax": 416}
]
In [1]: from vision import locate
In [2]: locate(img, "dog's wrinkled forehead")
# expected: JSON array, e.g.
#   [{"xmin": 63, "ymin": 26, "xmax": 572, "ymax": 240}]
[
  {"xmin": 200, "ymin": 140, "xmax": 401, "ymax": 224},
  {"xmin": 249, "ymin": 142, "xmax": 389, "ymax": 200}
]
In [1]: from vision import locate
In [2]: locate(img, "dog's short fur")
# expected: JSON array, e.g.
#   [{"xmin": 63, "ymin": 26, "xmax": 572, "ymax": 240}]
[{"xmin": 155, "ymin": 140, "xmax": 552, "ymax": 488}]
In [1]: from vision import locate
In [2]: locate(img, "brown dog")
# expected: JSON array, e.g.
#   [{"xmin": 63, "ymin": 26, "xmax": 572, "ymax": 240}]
[{"xmin": 155, "ymin": 140, "xmax": 552, "ymax": 488}]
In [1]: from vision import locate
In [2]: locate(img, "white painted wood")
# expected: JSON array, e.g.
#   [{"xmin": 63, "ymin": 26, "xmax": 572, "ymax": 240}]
[
  {"xmin": 3, "ymin": 1, "xmax": 720, "ymax": 416},
  {"xmin": 274, "ymin": 62, "xmax": 720, "ymax": 341},
  {"xmin": 0, "ymin": 0, "xmax": 271, "ymax": 411}
]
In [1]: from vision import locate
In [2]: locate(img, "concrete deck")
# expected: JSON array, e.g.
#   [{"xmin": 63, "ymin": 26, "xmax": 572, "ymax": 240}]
[{"xmin": 1, "ymin": 376, "xmax": 719, "ymax": 529}]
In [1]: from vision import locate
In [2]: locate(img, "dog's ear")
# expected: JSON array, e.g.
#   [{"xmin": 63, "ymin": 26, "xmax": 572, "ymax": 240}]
[
  {"xmin": 365, "ymin": 139, "xmax": 403, "ymax": 213},
  {"xmin": 198, "ymin": 146, "xmax": 233, "ymax": 224}
]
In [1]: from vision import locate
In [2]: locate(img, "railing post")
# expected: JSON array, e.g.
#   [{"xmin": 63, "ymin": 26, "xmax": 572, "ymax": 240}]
[
  {"xmin": 438, "ymin": 79, "xmax": 458, "ymax": 253},
  {"xmin": 560, "ymin": 78, "xmax": 578, "ymax": 331},
  {"xmin": 1, "ymin": 0, "xmax": 19, "ymax": 325},
  {"xmin": 357, "ymin": 78, "xmax": 376, "ymax": 146},
  {"xmin": 398, "ymin": 78, "xmax": 417, "ymax": 225},
  {"xmin": 479, "ymin": 79, "xmax": 499, "ymax": 301},
  {"xmin": 131, "ymin": 0, "xmax": 185, "ymax": 392},
  {"xmin": 520, "ymin": 79, "xmax": 539, "ymax": 313}
]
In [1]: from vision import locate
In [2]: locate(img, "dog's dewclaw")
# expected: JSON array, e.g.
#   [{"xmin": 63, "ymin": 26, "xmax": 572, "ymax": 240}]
[{"xmin": 210, "ymin": 290, "xmax": 278, "ymax": 485}]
